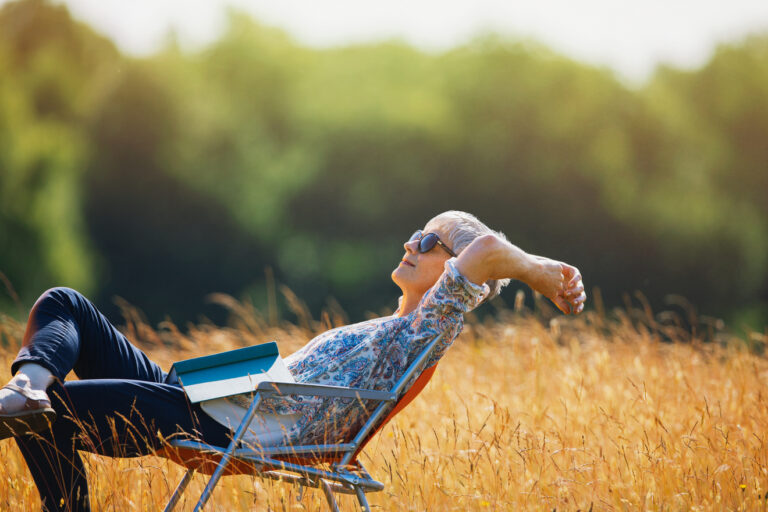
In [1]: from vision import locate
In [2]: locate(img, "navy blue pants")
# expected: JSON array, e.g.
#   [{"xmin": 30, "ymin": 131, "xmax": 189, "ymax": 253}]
[{"xmin": 11, "ymin": 287, "xmax": 232, "ymax": 511}]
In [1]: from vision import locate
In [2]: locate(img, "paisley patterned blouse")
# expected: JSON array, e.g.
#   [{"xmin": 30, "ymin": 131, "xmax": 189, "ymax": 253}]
[{"xmin": 253, "ymin": 258, "xmax": 487, "ymax": 445}]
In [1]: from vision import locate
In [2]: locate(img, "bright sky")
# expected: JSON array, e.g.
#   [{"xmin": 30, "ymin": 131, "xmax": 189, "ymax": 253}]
[{"xmin": 20, "ymin": 0, "xmax": 768, "ymax": 82}]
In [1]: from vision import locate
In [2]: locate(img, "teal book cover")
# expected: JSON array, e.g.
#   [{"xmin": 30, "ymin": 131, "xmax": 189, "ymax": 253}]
[{"xmin": 170, "ymin": 342, "xmax": 295, "ymax": 403}]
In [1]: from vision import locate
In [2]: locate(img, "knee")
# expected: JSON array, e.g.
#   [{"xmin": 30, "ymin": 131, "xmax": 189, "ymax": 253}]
[
  {"xmin": 23, "ymin": 288, "xmax": 86, "ymax": 346},
  {"xmin": 39, "ymin": 287, "xmax": 83, "ymax": 302},
  {"xmin": 31, "ymin": 287, "xmax": 85, "ymax": 315}
]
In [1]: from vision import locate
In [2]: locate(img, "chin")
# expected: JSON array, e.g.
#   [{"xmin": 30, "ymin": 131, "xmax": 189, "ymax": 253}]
[
  {"xmin": 391, "ymin": 267, "xmax": 404, "ymax": 287},
  {"xmin": 391, "ymin": 265, "xmax": 414, "ymax": 290}
]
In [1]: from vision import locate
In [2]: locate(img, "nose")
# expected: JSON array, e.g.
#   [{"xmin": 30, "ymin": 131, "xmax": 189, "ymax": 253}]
[{"xmin": 404, "ymin": 238, "xmax": 419, "ymax": 253}]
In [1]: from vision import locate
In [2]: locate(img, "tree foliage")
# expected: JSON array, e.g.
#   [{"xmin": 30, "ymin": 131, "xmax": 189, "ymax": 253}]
[{"xmin": 0, "ymin": 1, "xmax": 765, "ymax": 326}]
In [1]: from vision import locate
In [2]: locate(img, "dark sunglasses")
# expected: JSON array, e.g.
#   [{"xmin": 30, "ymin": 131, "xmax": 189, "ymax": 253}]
[{"xmin": 408, "ymin": 230, "xmax": 457, "ymax": 257}]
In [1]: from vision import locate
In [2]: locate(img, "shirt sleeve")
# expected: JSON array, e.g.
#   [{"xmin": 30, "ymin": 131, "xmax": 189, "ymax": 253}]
[{"xmin": 409, "ymin": 257, "xmax": 488, "ymax": 332}]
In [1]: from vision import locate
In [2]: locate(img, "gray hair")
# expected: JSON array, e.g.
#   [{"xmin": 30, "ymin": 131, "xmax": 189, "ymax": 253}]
[{"xmin": 426, "ymin": 210, "xmax": 511, "ymax": 303}]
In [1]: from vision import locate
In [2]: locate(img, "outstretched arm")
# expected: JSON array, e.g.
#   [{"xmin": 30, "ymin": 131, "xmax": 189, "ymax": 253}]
[{"xmin": 454, "ymin": 235, "xmax": 586, "ymax": 314}]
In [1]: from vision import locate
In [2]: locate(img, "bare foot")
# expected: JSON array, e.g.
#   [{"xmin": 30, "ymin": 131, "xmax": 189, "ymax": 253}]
[{"xmin": 527, "ymin": 257, "xmax": 586, "ymax": 314}]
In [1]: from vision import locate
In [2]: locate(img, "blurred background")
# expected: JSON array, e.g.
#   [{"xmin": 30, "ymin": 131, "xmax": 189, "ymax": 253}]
[{"xmin": 0, "ymin": 0, "xmax": 766, "ymax": 331}]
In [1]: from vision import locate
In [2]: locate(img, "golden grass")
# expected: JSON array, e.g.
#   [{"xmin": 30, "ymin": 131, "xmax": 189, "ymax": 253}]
[{"xmin": 1, "ymin": 298, "xmax": 767, "ymax": 511}]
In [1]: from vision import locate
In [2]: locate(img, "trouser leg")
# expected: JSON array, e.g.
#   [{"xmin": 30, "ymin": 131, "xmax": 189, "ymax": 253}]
[
  {"xmin": 12, "ymin": 287, "xmax": 166, "ymax": 382},
  {"xmin": 7, "ymin": 288, "xmax": 226, "ymax": 510},
  {"xmin": 15, "ymin": 379, "xmax": 232, "ymax": 512}
]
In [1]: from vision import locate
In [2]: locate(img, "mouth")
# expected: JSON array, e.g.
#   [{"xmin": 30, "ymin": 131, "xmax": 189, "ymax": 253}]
[{"xmin": 400, "ymin": 259, "xmax": 415, "ymax": 268}]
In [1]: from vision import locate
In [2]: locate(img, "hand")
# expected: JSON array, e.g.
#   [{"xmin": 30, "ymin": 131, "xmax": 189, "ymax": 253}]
[
  {"xmin": 528, "ymin": 257, "xmax": 586, "ymax": 315},
  {"xmin": 556, "ymin": 264, "xmax": 586, "ymax": 315}
]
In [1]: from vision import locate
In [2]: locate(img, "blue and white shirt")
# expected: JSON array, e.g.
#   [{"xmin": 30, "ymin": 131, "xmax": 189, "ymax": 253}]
[{"xmin": 248, "ymin": 258, "xmax": 486, "ymax": 445}]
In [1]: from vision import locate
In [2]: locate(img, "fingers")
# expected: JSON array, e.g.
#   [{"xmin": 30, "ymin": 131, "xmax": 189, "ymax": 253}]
[
  {"xmin": 555, "ymin": 263, "xmax": 586, "ymax": 315},
  {"xmin": 553, "ymin": 296, "xmax": 571, "ymax": 315},
  {"xmin": 575, "ymin": 292, "xmax": 586, "ymax": 310},
  {"xmin": 556, "ymin": 289, "xmax": 586, "ymax": 315},
  {"xmin": 560, "ymin": 264, "xmax": 576, "ymax": 281},
  {"xmin": 565, "ymin": 282, "xmax": 584, "ymax": 297},
  {"xmin": 569, "ymin": 291, "xmax": 586, "ymax": 314},
  {"xmin": 559, "ymin": 263, "xmax": 582, "ymax": 288}
]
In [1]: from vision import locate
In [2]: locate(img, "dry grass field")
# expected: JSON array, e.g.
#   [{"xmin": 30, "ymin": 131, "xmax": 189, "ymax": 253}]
[{"xmin": 0, "ymin": 294, "xmax": 767, "ymax": 511}]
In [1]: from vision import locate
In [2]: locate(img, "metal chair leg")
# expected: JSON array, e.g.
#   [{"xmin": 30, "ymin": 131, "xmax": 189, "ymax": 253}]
[
  {"xmin": 164, "ymin": 469, "xmax": 194, "ymax": 512},
  {"xmin": 191, "ymin": 394, "xmax": 264, "ymax": 511},
  {"xmin": 192, "ymin": 462, "xmax": 230, "ymax": 512},
  {"xmin": 320, "ymin": 479, "xmax": 341, "ymax": 512},
  {"xmin": 354, "ymin": 485, "xmax": 371, "ymax": 512}
]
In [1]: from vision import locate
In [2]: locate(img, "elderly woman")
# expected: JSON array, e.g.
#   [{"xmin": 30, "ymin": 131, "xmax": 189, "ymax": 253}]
[{"xmin": 0, "ymin": 211, "xmax": 585, "ymax": 511}]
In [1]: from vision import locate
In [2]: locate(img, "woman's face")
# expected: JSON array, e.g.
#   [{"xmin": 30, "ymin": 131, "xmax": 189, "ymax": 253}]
[{"xmin": 391, "ymin": 221, "xmax": 454, "ymax": 298}]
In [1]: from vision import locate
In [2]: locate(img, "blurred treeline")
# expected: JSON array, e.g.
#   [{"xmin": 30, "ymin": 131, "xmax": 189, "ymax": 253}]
[{"xmin": 1, "ymin": 0, "xmax": 766, "ymax": 328}]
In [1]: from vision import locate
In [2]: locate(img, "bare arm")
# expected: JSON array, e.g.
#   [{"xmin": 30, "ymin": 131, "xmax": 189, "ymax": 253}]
[{"xmin": 454, "ymin": 235, "xmax": 586, "ymax": 314}]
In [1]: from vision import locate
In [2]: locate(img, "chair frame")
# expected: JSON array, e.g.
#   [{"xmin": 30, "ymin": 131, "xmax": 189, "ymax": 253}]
[{"xmin": 162, "ymin": 331, "xmax": 447, "ymax": 512}]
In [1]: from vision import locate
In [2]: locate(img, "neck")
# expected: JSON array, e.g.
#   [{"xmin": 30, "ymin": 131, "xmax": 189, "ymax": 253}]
[{"xmin": 394, "ymin": 290, "xmax": 424, "ymax": 317}]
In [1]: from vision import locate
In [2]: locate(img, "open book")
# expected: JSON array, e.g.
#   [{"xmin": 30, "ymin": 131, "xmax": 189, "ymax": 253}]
[{"xmin": 169, "ymin": 342, "xmax": 296, "ymax": 404}]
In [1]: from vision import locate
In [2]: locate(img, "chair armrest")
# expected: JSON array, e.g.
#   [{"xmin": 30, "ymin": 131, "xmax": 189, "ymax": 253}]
[{"xmin": 255, "ymin": 381, "xmax": 396, "ymax": 402}]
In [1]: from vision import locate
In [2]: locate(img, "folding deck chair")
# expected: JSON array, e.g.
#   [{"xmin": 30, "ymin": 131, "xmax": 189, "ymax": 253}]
[{"xmin": 158, "ymin": 330, "xmax": 448, "ymax": 512}]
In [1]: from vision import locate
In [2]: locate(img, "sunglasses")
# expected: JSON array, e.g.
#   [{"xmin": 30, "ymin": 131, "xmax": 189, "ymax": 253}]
[{"xmin": 408, "ymin": 230, "xmax": 457, "ymax": 257}]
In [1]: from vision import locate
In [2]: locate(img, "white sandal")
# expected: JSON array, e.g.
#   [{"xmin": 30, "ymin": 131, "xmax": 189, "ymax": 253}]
[{"xmin": 0, "ymin": 383, "xmax": 56, "ymax": 439}]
